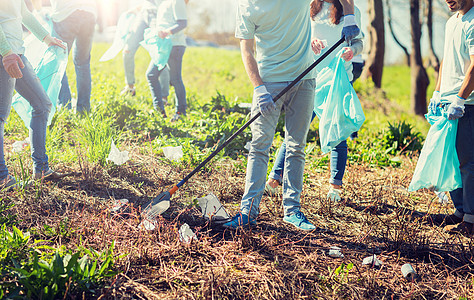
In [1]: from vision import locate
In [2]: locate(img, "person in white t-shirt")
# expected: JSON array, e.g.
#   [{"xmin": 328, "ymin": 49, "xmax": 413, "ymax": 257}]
[
  {"xmin": 0, "ymin": 0, "xmax": 67, "ymax": 188},
  {"xmin": 146, "ymin": 0, "xmax": 188, "ymax": 121},
  {"xmin": 49, "ymin": 0, "xmax": 98, "ymax": 113},
  {"xmin": 120, "ymin": 0, "xmax": 171, "ymax": 102},
  {"xmin": 428, "ymin": 0, "xmax": 474, "ymax": 236}
]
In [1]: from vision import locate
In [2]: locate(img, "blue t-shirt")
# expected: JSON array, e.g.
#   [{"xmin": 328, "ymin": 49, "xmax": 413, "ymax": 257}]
[{"xmin": 235, "ymin": 0, "xmax": 315, "ymax": 82}]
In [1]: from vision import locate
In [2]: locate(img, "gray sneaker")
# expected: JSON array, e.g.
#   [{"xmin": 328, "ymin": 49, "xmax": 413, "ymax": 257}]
[{"xmin": 34, "ymin": 169, "xmax": 66, "ymax": 180}]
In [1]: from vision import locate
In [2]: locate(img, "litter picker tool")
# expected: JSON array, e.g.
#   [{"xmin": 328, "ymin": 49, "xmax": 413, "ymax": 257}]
[{"xmin": 142, "ymin": 37, "xmax": 345, "ymax": 219}]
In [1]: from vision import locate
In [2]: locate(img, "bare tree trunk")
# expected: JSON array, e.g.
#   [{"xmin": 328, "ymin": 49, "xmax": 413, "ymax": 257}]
[
  {"xmin": 410, "ymin": 0, "xmax": 430, "ymax": 115},
  {"xmin": 386, "ymin": 0, "xmax": 410, "ymax": 66},
  {"xmin": 361, "ymin": 0, "xmax": 385, "ymax": 88},
  {"xmin": 425, "ymin": 0, "xmax": 440, "ymax": 77}
]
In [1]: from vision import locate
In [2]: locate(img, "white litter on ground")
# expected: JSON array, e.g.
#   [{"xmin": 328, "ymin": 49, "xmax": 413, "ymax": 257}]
[
  {"xmin": 12, "ymin": 137, "xmax": 30, "ymax": 153},
  {"xmin": 138, "ymin": 218, "xmax": 156, "ymax": 231},
  {"xmin": 328, "ymin": 246, "xmax": 344, "ymax": 258},
  {"xmin": 162, "ymin": 146, "xmax": 184, "ymax": 162},
  {"xmin": 197, "ymin": 193, "xmax": 230, "ymax": 223},
  {"xmin": 110, "ymin": 198, "xmax": 129, "ymax": 214},
  {"xmin": 107, "ymin": 140, "xmax": 129, "ymax": 165},
  {"xmin": 179, "ymin": 223, "xmax": 198, "ymax": 243},
  {"xmin": 362, "ymin": 255, "xmax": 383, "ymax": 267}
]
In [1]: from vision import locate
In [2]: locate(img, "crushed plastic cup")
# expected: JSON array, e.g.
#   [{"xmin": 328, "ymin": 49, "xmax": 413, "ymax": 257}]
[
  {"xmin": 328, "ymin": 246, "xmax": 344, "ymax": 258},
  {"xmin": 435, "ymin": 191, "xmax": 450, "ymax": 204},
  {"xmin": 179, "ymin": 223, "xmax": 198, "ymax": 243},
  {"xmin": 401, "ymin": 263, "xmax": 417, "ymax": 281},
  {"xmin": 106, "ymin": 140, "xmax": 129, "ymax": 165},
  {"xmin": 362, "ymin": 255, "xmax": 383, "ymax": 268},
  {"xmin": 110, "ymin": 198, "xmax": 129, "ymax": 214},
  {"xmin": 138, "ymin": 218, "xmax": 156, "ymax": 231},
  {"xmin": 162, "ymin": 146, "xmax": 184, "ymax": 162},
  {"xmin": 197, "ymin": 193, "xmax": 230, "ymax": 223},
  {"xmin": 12, "ymin": 137, "xmax": 30, "ymax": 153}
]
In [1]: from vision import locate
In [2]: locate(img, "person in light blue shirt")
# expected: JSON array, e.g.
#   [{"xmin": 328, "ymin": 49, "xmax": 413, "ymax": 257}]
[
  {"xmin": 0, "ymin": 0, "xmax": 66, "ymax": 188},
  {"xmin": 428, "ymin": 0, "xmax": 474, "ymax": 236},
  {"xmin": 147, "ymin": 0, "xmax": 188, "ymax": 121},
  {"xmin": 223, "ymin": 0, "xmax": 359, "ymax": 231}
]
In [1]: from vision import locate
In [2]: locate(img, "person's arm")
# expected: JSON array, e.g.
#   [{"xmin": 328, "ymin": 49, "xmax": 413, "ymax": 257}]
[
  {"xmin": 0, "ymin": 26, "xmax": 12, "ymax": 57},
  {"xmin": 458, "ymin": 56, "xmax": 474, "ymax": 99},
  {"xmin": 240, "ymin": 39, "xmax": 263, "ymax": 87},
  {"xmin": 340, "ymin": 0, "xmax": 354, "ymax": 15},
  {"xmin": 435, "ymin": 61, "xmax": 443, "ymax": 92},
  {"xmin": 159, "ymin": 20, "xmax": 187, "ymax": 38},
  {"xmin": 240, "ymin": 38, "xmax": 276, "ymax": 116},
  {"xmin": 20, "ymin": 1, "xmax": 66, "ymax": 49}
]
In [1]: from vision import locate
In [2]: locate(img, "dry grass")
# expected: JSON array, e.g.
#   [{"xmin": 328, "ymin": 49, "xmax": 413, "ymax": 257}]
[{"xmin": 3, "ymin": 150, "xmax": 474, "ymax": 299}]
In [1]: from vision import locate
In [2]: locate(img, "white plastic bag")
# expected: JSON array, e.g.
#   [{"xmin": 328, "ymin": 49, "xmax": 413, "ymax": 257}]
[
  {"xmin": 162, "ymin": 146, "xmax": 183, "ymax": 162},
  {"xmin": 106, "ymin": 140, "xmax": 129, "ymax": 165}
]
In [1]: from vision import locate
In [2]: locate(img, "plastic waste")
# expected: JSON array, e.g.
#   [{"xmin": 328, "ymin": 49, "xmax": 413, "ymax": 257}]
[
  {"xmin": 110, "ymin": 198, "xmax": 129, "ymax": 214},
  {"xmin": 313, "ymin": 50, "xmax": 365, "ymax": 154},
  {"xmin": 362, "ymin": 255, "xmax": 383, "ymax": 267},
  {"xmin": 435, "ymin": 191, "xmax": 450, "ymax": 204},
  {"xmin": 408, "ymin": 110, "xmax": 462, "ymax": 192},
  {"xmin": 140, "ymin": 28, "xmax": 172, "ymax": 70},
  {"xmin": 178, "ymin": 223, "xmax": 198, "ymax": 243},
  {"xmin": 138, "ymin": 218, "xmax": 156, "ymax": 231},
  {"xmin": 401, "ymin": 263, "xmax": 417, "ymax": 281},
  {"xmin": 99, "ymin": 11, "xmax": 137, "ymax": 62},
  {"xmin": 12, "ymin": 38, "xmax": 68, "ymax": 128},
  {"xmin": 162, "ymin": 146, "xmax": 183, "ymax": 162},
  {"xmin": 12, "ymin": 137, "xmax": 30, "ymax": 153},
  {"xmin": 328, "ymin": 246, "xmax": 344, "ymax": 258},
  {"xmin": 106, "ymin": 140, "xmax": 130, "ymax": 165},
  {"xmin": 197, "ymin": 193, "xmax": 230, "ymax": 223}
]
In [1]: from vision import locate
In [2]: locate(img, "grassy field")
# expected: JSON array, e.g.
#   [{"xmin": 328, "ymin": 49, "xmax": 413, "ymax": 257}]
[{"xmin": 0, "ymin": 44, "xmax": 472, "ymax": 299}]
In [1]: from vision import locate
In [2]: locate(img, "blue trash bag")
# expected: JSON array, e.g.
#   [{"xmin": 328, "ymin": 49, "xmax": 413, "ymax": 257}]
[
  {"xmin": 140, "ymin": 28, "xmax": 172, "ymax": 70},
  {"xmin": 12, "ymin": 42, "xmax": 68, "ymax": 128},
  {"xmin": 314, "ymin": 50, "xmax": 365, "ymax": 154},
  {"xmin": 408, "ymin": 109, "xmax": 462, "ymax": 192},
  {"xmin": 100, "ymin": 11, "xmax": 137, "ymax": 62}
]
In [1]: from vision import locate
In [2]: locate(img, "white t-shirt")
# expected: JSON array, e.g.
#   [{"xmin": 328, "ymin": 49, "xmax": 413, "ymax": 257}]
[
  {"xmin": 311, "ymin": 2, "xmax": 363, "ymax": 82},
  {"xmin": 440, "ymin": 7, "xmax": 474, "ymax": 105},
  {"xmin": 49, "ymin": 0, "xmax": 97, "ymax": 23},
  {"xmin": 155, "ymin": 0, "xmax": 187, "ymax": 47}
]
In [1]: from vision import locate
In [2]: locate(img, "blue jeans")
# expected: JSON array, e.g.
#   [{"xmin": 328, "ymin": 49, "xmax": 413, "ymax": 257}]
[
  {"xmin": 123, "ymin": 10, "xmax": 169, "ymax": 98},
  {"xmin": 269, "ymin": 112, "xmax": 348, "ymax": 186},
  {"xmin": 53, "ymin": 10, "xmax": 95, "ymax": 113},
  {"xmin": 0, "ymin": 55, "xmax": 52, "ymax": 178},
  {"xmin": 450, "ymin": 105, "xmax": 474, "ymax": 223},
  {"xmin": 241, "ymin": 79, "xmax": 315, "ymax": 219},
  {"xmin": 146, "ymin": 46, "xmax": 186, "ymax": 113}
]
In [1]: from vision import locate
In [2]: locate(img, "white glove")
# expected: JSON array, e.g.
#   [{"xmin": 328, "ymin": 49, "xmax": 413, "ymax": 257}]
[
  {"xmin": 254, "ymin": 85, "xmax": 276, "ymax": 117},
  {"xmin": 447, "ymin": 95, "xmax": 465, "ymax": 120},
  {"xmin": 428, "ymin": 91, "xmax": 440, "ymax": 115}
]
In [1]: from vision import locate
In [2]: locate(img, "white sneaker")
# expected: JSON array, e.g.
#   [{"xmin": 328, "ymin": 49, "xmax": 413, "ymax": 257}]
[{"xmin": 327, "ymin": 188, "xmax": 342, "ymax": 202}]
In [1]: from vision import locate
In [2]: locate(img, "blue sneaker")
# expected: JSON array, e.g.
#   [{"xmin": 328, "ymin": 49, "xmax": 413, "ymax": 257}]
[
  {"xmin": 283, "ymin": 211, "xmax": 316, "ymax": 231},
  {"xmin": 223, "ymin": 213, "xmax": 256, "ymax": 229}
]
